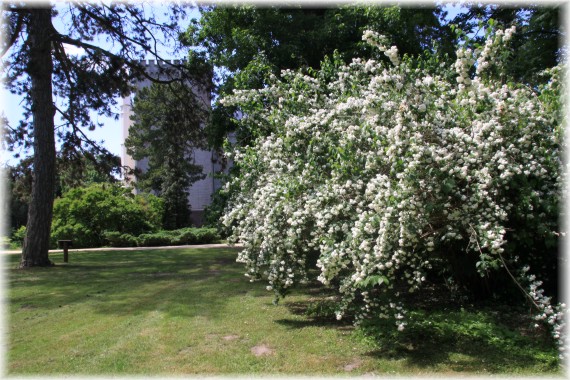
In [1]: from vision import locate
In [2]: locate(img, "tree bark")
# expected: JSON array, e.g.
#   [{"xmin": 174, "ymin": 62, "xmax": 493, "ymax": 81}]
[{"xmin": 20, "ymin": 7, "xmax": 56, "ymax": 268}]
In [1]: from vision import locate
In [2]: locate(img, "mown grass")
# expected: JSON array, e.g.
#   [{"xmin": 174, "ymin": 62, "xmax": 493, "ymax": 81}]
[{"xmin": 4, "ymin": 248, "xmax": 562, "ymax": 376}]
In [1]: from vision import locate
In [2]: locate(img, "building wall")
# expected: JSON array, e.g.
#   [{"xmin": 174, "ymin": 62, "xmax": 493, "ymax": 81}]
[{"xmin": 120, "ymin": 59, "xmax": 224, "ymax": 227}]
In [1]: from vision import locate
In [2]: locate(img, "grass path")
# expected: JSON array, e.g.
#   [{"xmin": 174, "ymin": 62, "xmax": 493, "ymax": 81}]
[{"xmin": 4, "ymin": 247, "xmax": 561, "ymax": 376}]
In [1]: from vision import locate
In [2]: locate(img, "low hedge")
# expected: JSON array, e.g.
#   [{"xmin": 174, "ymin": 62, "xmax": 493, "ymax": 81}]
[
  {"xmin": 137, "ymin": 231, "xmax": 175, "ymax": 247},
  {"xmin": 103, "ymin": 231, "xmax": 138, "ymax": 247},
  {"xmin": 103, "ymin": 227, "xmax": 221, "ymax": 248},
  {"xmin": 171, "ymin": 228, "xmax": 219, "ymax": 245}
]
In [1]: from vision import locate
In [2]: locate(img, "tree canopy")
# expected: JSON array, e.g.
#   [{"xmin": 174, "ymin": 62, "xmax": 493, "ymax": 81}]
[
  {"xmin": 125, "ymin": 80, "xmax": 210, "ymax": 229},
  {"xmin": 184, "ymin": 4, "xmax": 563, "ymax": 148},
  {"xmin": 184, "ymin": 5, "xmax": 455, "ymax": 147},
  {"xmin": 185, "ymin": 5, "xmax": 452, "ymax": 85}
]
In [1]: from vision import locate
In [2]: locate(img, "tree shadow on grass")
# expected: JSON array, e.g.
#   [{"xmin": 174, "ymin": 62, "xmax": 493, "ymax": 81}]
[
  {"xmin": 274, "ymin": 317, "xmax": 354, "ymax": 331},
  {"xmin": 359, "ymin": 309, "xmax": 560, "ymax": 373},
  {"xmin": 275, "ymin": 295, "xmax": 354, "ymax": 331},
  {"xmin": 272, "ymin": 283, "xmax": 559, "ymax": 374},
  {"xmin": 7, "ymin": 248, "xmax": 263, "ymax": 320}
]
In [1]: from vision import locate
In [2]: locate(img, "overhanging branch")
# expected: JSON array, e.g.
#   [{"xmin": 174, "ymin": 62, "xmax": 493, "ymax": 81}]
[{"xmin": 1, "ymin": 12, "xmax": 25, "ymax": 58}]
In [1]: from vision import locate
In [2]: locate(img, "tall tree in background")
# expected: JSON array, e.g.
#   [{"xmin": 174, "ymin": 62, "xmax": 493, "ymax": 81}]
[
  {"xmin": 1, "ymin": 3, "xmax": 199, "ymax": 267},
  {"xmin": 186, "ymin": 4, "xmax": 563, "ymax": 146},
  {"xmin": 125, "ymin": 80, "xmax": 210, "ymax": 229},
  {"xmin": 183, "ymin": 5, "xmax": 454, "ymax": 147},
  {"xmin": 447, "ymin": 4, "xmax": 563, "ymax": 86}
]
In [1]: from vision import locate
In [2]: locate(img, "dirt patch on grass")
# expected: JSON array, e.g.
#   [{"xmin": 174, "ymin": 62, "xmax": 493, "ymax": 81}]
[
  {"xmin": 251, "ymin": 344, "xmax": 274, "ymax": 357},
  {"xmin": 343, "ymin": 358, "xmax": 363, "ymax": 372},
  {"xmin": 223, "ymin": 334, "xmax": 239, "ymax": 341}
]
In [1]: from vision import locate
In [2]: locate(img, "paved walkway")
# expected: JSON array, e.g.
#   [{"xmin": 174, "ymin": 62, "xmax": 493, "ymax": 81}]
[{"xmin": 1, "ymin": 243, "xmax": 242, "ymax": 255}]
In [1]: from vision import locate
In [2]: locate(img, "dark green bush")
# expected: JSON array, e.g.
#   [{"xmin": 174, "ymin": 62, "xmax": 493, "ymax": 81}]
[
  {"xmin": 50, "ymin": 183, "xmax": 164, "ymax": 248},
  {"xmin": 103, "ymin": 231, "xmax": 138, "ymax": 247},
  {"xmin": 50, "ymin": 223, "xmax": 98, "ymax": 249},
  {"xmin": 136, "ymin": 231, "xmax": 175, "ymax": 247},
  {"xmin": 173, "ymin": 228, "xmax": 198, "ymax": 244},
  {"xmin": 136, "ymin": 228, "xmax": 221, "ymax": 247},
  {"xmin": 173, "ymin": 227, "xmax": 219, "ymax": 244},
  {"xmin": 192, "ymin": 228, "xmax": 219, "ymax": 243}
]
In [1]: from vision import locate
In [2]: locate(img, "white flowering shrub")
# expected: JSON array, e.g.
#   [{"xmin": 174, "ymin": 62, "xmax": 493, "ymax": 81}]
[{"xmin": 220, "ymin": 27, "xmax": 565, "ymax": 352}]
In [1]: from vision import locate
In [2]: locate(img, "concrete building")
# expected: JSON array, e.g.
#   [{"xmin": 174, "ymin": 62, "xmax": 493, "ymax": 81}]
[{"xmin": 120, "ymin": 59, "xmax": 227, "ymax": 226}]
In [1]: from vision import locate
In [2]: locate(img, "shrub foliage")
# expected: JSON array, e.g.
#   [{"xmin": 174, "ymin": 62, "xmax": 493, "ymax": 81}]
[
  {"xmin": 50, "ymin": 183, "xmax": 164, "ymax": 248},
  {"xmin": 220, "ymin": 27, "xmax": 565, "ymax": 353}
]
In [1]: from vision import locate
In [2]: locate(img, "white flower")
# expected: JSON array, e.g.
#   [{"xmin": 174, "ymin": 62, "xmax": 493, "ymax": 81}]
[{"xmin": 221, "ymin": 27, "xmax": 562, "ymax": 356}]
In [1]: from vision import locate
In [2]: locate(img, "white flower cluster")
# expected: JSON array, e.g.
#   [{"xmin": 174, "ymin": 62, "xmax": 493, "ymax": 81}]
[
  {"xmin": 476, "ymin": 26, "xmax": 516, "ymax": 75},
  {"xmin": 455, "ymin": 47, "xmax": 475, "ymax": 84},
  {"xmin": 220, "ymin": 28, "xmax": 564, "ymax": 350},
  {"xmin": 362, "ymin": 30, "xmax": 399, "ymax": 66},
  {"xmin": 522, "ymin": 265, "xmax": 567, "ymax": 360}
]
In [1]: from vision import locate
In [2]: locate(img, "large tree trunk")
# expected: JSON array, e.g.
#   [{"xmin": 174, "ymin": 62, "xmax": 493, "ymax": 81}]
[{"xmin": 20, "ymin": 7, "xmax": 56, "ymax": 268}]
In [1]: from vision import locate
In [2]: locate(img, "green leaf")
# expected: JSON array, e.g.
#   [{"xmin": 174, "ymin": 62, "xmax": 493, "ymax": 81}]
[{"xmin": 358, "ymin": 274, "xmax": 389, "ymax": 289}]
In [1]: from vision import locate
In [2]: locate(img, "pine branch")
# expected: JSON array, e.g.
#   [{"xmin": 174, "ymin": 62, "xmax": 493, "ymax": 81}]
[{"xmin": 1, "ymin": 11, "xmax": 25, "ymax": 58}]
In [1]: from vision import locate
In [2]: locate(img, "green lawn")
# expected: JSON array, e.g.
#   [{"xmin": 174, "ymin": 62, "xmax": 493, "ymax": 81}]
[{"xmin": 4, "ymin": 248, "xmax": 562, "ymax": 376}]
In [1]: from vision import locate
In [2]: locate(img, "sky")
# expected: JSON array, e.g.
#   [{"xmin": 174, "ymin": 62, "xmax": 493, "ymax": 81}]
[{"xmin": 0, "ymin": 2, "xmax": 468, "ymax": 167}]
